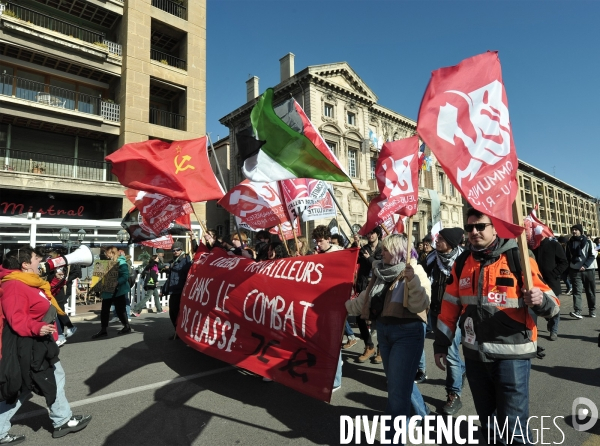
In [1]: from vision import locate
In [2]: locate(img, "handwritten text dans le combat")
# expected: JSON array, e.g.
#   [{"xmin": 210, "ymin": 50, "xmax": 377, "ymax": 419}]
[{"xmin": 180, "ymin": 254, "xmax": 327, "ymax": 349}]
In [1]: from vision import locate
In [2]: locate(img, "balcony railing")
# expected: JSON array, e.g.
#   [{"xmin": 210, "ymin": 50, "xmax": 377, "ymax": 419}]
[
  {"xmin": 2, "ymin": 2, "xmax": 121, "ymax": 55},
  {"xmin": 1, "ymin": 148, "xmax": 114, "ymax": 182},
  {"xmin": 0, "ymin": 73, "xmax": 120, "ymax": 122},
  {"xmin": 151, "ymin": 49, "xmax": 187, "ymax": 70},
  {"xmin": 150, "ymin": 107, "xmax": 186, "ymax": 131},
  {"xmin": 151, "ymin": 0, "xmax": 187, "ymax": 20}
]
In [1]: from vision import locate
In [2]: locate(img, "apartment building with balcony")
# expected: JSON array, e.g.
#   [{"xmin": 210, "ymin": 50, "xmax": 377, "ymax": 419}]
[
  {"xmin": 216, "ymin": 54, "xmax": 464, "ymax": 242},
  {"xmin": 0, "ymin": 0, "xmax": 206, "ymax": 247},
  {"xmin": 517, "ymin": 160, "xmax": 600, "ymax": 237}
]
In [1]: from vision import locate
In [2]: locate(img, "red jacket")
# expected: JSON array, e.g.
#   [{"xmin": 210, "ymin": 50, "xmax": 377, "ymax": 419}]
[{"xmin": 0, "ymin": 268, "xmax": 56, "ymax": 340}]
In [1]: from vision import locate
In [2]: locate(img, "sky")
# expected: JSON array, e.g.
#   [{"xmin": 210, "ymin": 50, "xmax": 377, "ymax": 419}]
[{"xmin": 206, "ymin": 0, "xmax": 600, "ymax": 198}]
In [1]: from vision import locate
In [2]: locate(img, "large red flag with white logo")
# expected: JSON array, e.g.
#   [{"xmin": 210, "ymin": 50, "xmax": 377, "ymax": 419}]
[
  {"xmin": 106, "ymin": 137, "xmax": 225, "ymax": 203},
  {"xmin": 359, "ymin": 136, "xmax": 420, "ymax": 235},
  {"xmin": 218, "ymin": 180, "xmax": 288, "ymax": 230},
  {"xmin": 125, "ymin": 189, "xmax": 192, "ymax": 234},
  {"xmin": 524, "ymin": 205, "xmax": 554, "ymax": 249},
  {"xmin": 417, "ymin": 51, "xmax": 523, "ymax": 238}
]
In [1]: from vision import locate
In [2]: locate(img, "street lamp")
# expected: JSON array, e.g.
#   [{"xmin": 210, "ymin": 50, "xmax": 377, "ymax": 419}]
[
  {"xmin": 116, "ymin": 229, "xmax": 130, "ymax": 243},
  {"xmin": 77, "ymin": 228, "xmax": 86, "ymax": 242},
  {"xmin": 58, "ymin": 227, "xmax": 71, "ymax": 243}
]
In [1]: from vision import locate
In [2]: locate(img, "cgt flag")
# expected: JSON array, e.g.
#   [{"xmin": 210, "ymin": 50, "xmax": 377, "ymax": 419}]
[
  {"xmin": 121, "ymin": 207, "xmax": 190, "ymax": 244},
  {"xmin": 124, "ymin": 189, "xmax": 192, "ymax": 234},
  {"xmin": 106, "ymin": 137, "xmax": 225, "ymax": 203},
  {"xmin": 241, "ymin": 88, "xmax": 349, "ymax": 183},
  {"xmin": 218, "ymin": 180, "xmax": 288, "ymax": 230},
  {"xmin": 359, "ymin": 136, "xmax": 420, "ymax": 235},
  {"xmin": 417, "ymin": 51, "xmax": 522, "ymax": 238}
]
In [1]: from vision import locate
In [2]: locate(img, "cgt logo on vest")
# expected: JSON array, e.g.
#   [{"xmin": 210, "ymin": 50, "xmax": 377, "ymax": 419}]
[{"xmin": 488, "ymin": 286, "xmax": 508, "ymax": 305}]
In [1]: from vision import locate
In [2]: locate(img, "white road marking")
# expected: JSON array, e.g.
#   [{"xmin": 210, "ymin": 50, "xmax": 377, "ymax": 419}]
[{"xmin": 13, "ymin": 366, "xmax": 234, "ymax": 421}]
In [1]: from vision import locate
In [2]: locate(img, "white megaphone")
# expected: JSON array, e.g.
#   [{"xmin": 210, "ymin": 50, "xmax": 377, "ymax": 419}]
[{"xmin": 41, "ymin": 245, "xmax": 94, "ymax": 274}]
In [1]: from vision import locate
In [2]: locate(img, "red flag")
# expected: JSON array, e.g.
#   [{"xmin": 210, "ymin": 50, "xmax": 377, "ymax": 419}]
[
  {"xmin": 524, "ymin": 205, "xmax": 554, "ymax": 249},
  {"xmin": 141, "ymin": 235, "xmax": 174, "ymax": 249},
  {"xmin": 359, "ymin": 136, "xmax": 420, "ymax": 235},
  {"xmin": 382, "ymin": 215, "xmax": 407, "ymax": 236},
  {"xmin": 125, "ymin": 189, "xmax": 192, "ymax": 234},
  {"xmin": 106, "ymin": 137, "xmax": 225, "ymax": 203},
  {"xmin": 417, "ymin": 51, "xmax": 522, "ymax": 238},
  {"xmin": 269, "ymin": 218, "xmax": 301, "ymax": 241},
  {"xmin": 218, "ymin": 180, "xmax": 288, "ymax": 230},
  {"xmin": 121, "ymin": 207, "xmax": 190, "ymax": 244}
]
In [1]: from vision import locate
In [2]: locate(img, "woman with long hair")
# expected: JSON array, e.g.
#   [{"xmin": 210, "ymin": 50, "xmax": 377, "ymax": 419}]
[
  {"xmin": 360, "ymin": 234, "xmax": 430, "ymax": 442},
  {"xmin": 92, "ymin": 246, "xmax": 131, "ymax": 338},
  {"xmin": 267, "ymin": 241, "xmax": 288, "ymax": 260},
  {"xmin": 292, "ymin": 236, "xmax": 309, "ymax": 256}
]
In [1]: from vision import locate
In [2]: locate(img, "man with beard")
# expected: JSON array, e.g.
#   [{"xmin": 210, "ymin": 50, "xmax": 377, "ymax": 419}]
[{"xmin": 425, "ymin": 227, "xmax": 466, "ymax": 415}]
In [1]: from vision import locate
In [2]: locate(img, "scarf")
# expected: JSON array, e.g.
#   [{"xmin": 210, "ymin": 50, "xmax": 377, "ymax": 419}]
[
  {"xmin": 568, "ymin": 235, "xmax": 587, "ymax": 263},
  {"xmin": 434, "ymin": 246, "xmax": 463, "ymax": 276},
  {"xmin": 1, "ymin": 271, "xmax": 66, "ymax": 316},
  {"xmin": 369, "ymin": 261, "xmax": 406, "ymax": 299},
  {"xmin": 471, "ymin": 237, "xmax": 500, "ymax": 262}
]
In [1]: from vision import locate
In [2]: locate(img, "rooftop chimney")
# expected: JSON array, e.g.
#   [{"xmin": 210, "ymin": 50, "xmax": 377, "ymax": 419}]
[
  {"xmin": 279, "ymin": 53, "xmax": 295, "ymax": 82},
  {"xmin": 246, "ymin": 76, "xmax": 259, "ymax": 102}
]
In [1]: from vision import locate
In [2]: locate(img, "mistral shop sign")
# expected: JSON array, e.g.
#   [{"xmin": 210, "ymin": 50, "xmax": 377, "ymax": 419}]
[
  {"xmin": 177, "ymin": 245, "xmax": 358, "ymax": 402},
  {"xmin": 0, "ymin": 191, "xmax": 122, "ymax": 219}
]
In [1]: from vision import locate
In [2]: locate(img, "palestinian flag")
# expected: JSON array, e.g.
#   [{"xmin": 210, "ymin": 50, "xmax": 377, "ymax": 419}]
[{"xmin": 240, "ymin": 88, "xmax": 349, "ymax": 183}]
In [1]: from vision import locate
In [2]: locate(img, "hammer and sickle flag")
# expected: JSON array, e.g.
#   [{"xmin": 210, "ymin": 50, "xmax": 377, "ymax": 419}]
[{"xmin": 106, "ymin": 136, "xmax": 225, "ymax": 203}]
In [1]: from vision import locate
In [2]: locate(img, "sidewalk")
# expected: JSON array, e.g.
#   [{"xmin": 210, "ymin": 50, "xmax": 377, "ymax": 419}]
[{"xmin": 70, "ymin": 302, "xmax": 102, "ymax": 323}]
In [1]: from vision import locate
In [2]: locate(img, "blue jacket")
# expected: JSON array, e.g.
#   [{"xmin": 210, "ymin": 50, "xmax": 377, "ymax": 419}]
[
  {"xmin": 101, "ymin": 255, "xmax": 130, "ymax": 299},
  {"xmin": 166, "ymin": 253, "xmax": 192, "ymax": 295}
]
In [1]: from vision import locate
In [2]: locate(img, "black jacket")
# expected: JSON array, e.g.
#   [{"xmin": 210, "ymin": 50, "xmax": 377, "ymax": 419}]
[
  {"xmin": 166, "ymin": 253, "xmax": 192, "ymax": 295},
  {"xmin": 356, "ymin": 241, "xmax": 383, "ymax": 292}
]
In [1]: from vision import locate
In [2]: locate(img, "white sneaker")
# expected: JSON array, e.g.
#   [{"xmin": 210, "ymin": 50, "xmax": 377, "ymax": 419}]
[
  {"xmin": 56, "ymin": 336, "xmax": 67, "ymax": 347},
  {"xmin": 65, "ymin": 327, "xmax": 78, "ymax": 338},
  {"xmin": 332, "ymin": 385, "xmax": 341, "ymax": 392},
  {"xmin": 109, "ymin": 317, "xmax": 119, "ymax": 324}
]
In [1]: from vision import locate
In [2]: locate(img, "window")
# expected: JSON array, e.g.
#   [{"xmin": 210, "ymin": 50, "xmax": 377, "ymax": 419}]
[
  {"xmin": 438, "ymin": 172, "xmax": 445, "ymax": 195},
  {"xmin": 326, "ymin": 140, "xmax": 337, "ymax": 156},
  {"xmin": 347, "ymin": 112, "xmax": 356, "ymax": 126},
  {"xmin": 348, "ymin": 149, "xmax": 358, "ymax": 178},
  {"xmin": 324, "ymin": 103, "xmax": 333, "ymax": 118},
  {"xmin": 370, "ymin": 157, "xmax": 377, "ymax": 180},
  {"xmin": 216, "ymin": 225, "xmax": 224, "ymax": 236},
  {"xmin": 449, "ymin": 182, "xmax": 455, "ymax": 197}
]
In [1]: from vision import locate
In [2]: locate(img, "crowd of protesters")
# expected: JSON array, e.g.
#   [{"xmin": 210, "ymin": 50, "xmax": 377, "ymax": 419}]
[{"xmin": 4, "ymin": 212, "xmax": 600, "ymax": 444}]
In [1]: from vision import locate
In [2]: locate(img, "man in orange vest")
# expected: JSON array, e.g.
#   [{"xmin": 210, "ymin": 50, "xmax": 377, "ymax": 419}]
[{"xmin": 434, "ymin": 208, "xmax": 559, "ymax": 443}]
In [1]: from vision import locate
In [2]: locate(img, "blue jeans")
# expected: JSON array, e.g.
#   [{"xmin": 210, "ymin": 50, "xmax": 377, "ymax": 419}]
[
  {"xmin": 334, "ymin": 351, "xmax": 342, "ymax": 388},
  {"xmin": 432, "ymin": 311, "xmax": 465, "ymax": 395},
  {"xmin": 377, "ymin": 320, "xmax": 426, "ymax": 420},
  {"xmin": 547, "ymin": 313, "xmax": 560, "ymax": 334},
  {"xmin": 344, "ymin": 320, "xmax": 355, "ymax": 339},
  {"xmin": 418, "ymin": 322, "xmax": 427, "ymax": 372},
  {"xmin": 0, "ymin": 362, "xmax": 72, "ymax": 438},
  {"xmin": 465, "ymin": 358, "xmax": 532, "ymax": 445}
]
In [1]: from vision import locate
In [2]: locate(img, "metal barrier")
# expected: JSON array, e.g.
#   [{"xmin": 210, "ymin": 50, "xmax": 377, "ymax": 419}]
[
  {"xmin": 151, "ymin": 0, "xmax": 187, "ymax": 20},
  {"xmin": 149, "ymin": 107, "xmax": 186, "ymax": 131},
  {"xmin": 151, "ymin": 48, "xmax": 187, "ymax": 70}
]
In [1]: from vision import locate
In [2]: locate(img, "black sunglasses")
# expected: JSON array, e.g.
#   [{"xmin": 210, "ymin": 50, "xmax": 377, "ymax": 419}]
[{"xmin": 464, "ymin": 223, "xmax": 492, "ymax": 232}]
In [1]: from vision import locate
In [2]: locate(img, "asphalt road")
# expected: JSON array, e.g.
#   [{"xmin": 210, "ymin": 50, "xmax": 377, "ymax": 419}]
[{"xmin": 6, "ymin": 288, "xmax": 600, "ymax": 446}]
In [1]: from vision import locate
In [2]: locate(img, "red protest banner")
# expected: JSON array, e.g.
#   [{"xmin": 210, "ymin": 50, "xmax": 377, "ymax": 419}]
[{"xmin": 177, "ymin": 246, "xmax": 358, "ymax": 402}]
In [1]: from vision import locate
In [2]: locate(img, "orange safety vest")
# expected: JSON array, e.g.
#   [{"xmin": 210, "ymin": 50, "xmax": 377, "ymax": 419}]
[{"xmin": 437, "ymin": 249, "xmax": 559, "ymax": 361}]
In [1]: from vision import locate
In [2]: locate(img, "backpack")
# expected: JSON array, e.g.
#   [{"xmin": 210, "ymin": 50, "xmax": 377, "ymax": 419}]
[
  {"xmin": 453, "ymin": 247, "xmax": 524, "ymax": 290},
  {"xmin": 128, "ymin": 265, "xmax": 137, "ymax": 288}
]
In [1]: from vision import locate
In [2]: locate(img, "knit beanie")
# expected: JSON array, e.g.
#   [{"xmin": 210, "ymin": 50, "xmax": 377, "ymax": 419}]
[
  {"xmin": 571, "ymin": 224, "xmax": 584, "ymax": 235},
  {"xmin": 438, "ymin": 227, "xmax": 464, "ymax": 249}
]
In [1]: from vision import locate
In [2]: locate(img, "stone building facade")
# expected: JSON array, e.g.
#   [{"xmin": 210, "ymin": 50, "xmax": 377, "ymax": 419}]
[
  {"xmin": 0, "ymin": 0, "xmax": 206, "ymax": 247},
  {"xmin": 517, "ymin": 160, "xmax": 599, "ymax": 237},
  {"xmin": 216, "ymin": 54, "xmax": 464, "ymax": 242}
]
